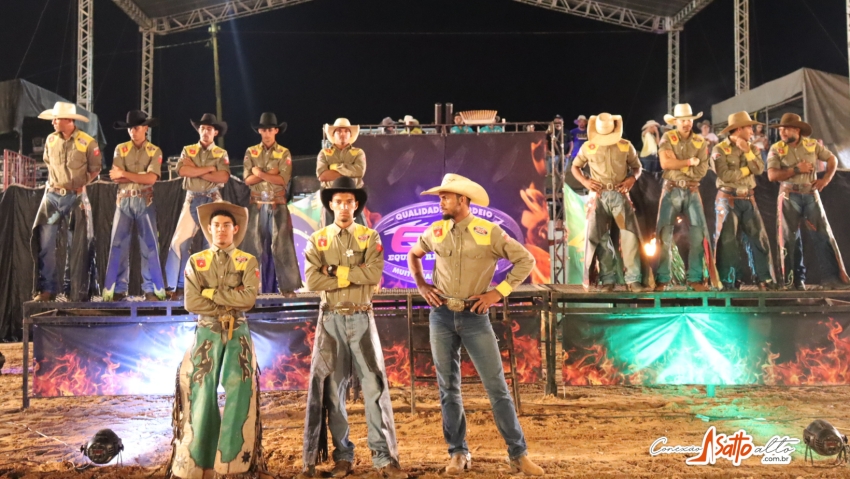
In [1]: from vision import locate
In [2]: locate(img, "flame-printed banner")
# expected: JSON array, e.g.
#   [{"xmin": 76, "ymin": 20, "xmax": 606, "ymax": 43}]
[
  {"xmin": 32, "ymin": 314, "xmax": 541, "ymax": 397},
  {"xmin": 561, "ymin": 312, "xmax": 850, "ymax": 386}
]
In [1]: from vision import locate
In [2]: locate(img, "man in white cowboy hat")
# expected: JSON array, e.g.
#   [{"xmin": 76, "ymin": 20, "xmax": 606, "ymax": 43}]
[
  {"xmin": 103, "ymin": 110, "xmax": 166, "ymax": 302},
  {"xmin": 31, "ymin": 101, "xmax": 102, "ymax": 302},
  {"xmin": 407, "ymin": 174, "xmax": 544, "ymax": 476},
  {"xmin": 655, "ymin": 103, "xmax": 720, "ymax": 292},
  {"xmin": 317, "ymin": 118, "xmax": 366, "ymax": 225},
  {"xmin": 766, "ymin": 113, "xmax": 850, "ymax": 290},
  {"xmin": 568, "ymin": 114, "xmax": 588, "ymax": 159},
  {"xmin": 299, "ymin": 177, "xmax": 407, "ymax": 479},
  {"xmin": 167, "ymin": 201, "xmax": 272, "ymax": 479},
  {"xmin": 164, "ymin": 113, "xmax": 231, "ymax": 300},
  {"xmin": 639, "ymin": 120, "xmax": 661, "ymax": 172},
  {"xmin": 712, "ymin": 111, "xmax": 778, "ymax": 290},
  {"xmin": 571, "ymin": 113, "xmax": 652, "ymax": 292},
  {"xmin": 242, "ymin": 112, "xmax": 302, "ymax": 296}
]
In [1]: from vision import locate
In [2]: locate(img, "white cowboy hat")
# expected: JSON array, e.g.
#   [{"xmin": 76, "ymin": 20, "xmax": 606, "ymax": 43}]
[
  {"xmin": 421, "ymin": 173, "xmax": 490, "ymax": 207},
  {"xmin": 324, "ymin": 118, "xmax": 359, "ymax": 144},
  {"xmin": 574, "ymin": 115, "xmax": 587, "ymax": 125},
  {"xmin": 587, "ymin": 113, "xmax": 623, "ymax": 146},
  {"xmin": 663, "ymin": 103, "xmax": 703, "ymax": 125},
  {"xmin": 38, "ymin": 101, "xmax": 89, "ymax": 123},
  {"xmin": 641, "ymin": 120, "xmax": 661, "ymax": 131}
]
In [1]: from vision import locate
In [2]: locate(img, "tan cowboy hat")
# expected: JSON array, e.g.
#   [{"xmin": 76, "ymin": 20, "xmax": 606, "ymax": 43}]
[
  {"xmin": 324, "ymin": 118, "xmax": 360, "ymax": 144},
  {"xmin": 769, "ymin": 113, "xmax": 812, "ymax": 137},
  {"xmin": 663, "ymin": 103, "xmax": 703, "ymax": 125},
  {"xmin": 38, "ymin": 101, "xmax": 89, "ymax": 123},
  {"xmin": 421, "ymin": 174, "xmax": 490, "ymax": 207},
  {"xmin": 198, "ymin": 201, "xmax": 249, "ymax": 248},
  {"xmin": 587, "ymin": 113, "xmax": 623, "ymax": 146},
  {"xmin": 720, "ymin": 111, "xmax": 763, "ymax": 135},
  {"xmin": 641, "ymin": 120, "xmax": 661, "ymax": 131},
  {"xmin": 574, "ymin": 115, "xmax": 587, "ymax": 125}
]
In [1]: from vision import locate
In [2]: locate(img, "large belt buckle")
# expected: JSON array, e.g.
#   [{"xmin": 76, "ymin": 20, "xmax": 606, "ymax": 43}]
[
  {"xmin": 446, "ymin": 297, "xmax": 465, "ymax": 312},
  {"xmin": 129, "ymin": 189, "xmax": 139, "ymax": 198},
  {"xmin": 334, "ymin": 302, "xmax": 355, "ymax": 315},
  {"xmin": 260, "ymin": 191, "xmax": 272, "ymax": 201},
  {"xmin": 736, "ymin": 188, "xmax": 749, "ymax": 197},
  {"xmin": 604, "ymin": 183, "xmax": 615, "ymax": 191},
  {"xmin": 675, "ymin": 180, "xmax": 688, "ymax": 188},
  {"xmin": 57, "ymin": 188, "xmax": 67, "ymax": 196}
]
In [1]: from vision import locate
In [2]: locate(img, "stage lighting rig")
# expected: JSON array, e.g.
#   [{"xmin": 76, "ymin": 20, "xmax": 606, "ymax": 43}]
[
  {"xmin": 804, "ymin": 420, "xmax": 849, "ymax": 466},
  {"xmin": 81, "ymin": 428, "xmax": 124, "ymax": 465}
]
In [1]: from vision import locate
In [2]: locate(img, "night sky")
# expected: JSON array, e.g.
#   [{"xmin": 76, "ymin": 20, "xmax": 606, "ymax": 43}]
[{"xmin": 2, "ymin": 0, "xmax": 848, "ymax": 163}]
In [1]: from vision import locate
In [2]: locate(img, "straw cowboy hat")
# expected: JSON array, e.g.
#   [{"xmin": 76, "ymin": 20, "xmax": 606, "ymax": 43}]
[
  {"xmin": 251, "ymin": 112, "xmax": 287, "ymax": 133},
  {"xmin": 574, "ymin": 115, "xmax": 587, "ymax": 125},
  {"xmin": 38, "ymin": 101, "xmax": 89, "ymax": 123},
  {"xmin": 321, "ymin": 176, "xmax": 368, "ymax": 218},
  {"xmin": 769, "ymin": 113, "xmax": 812, "ymax": 137},
  {"xmin": 720, "ymin": 111, "xmax": 762, "ymax": 135},
  {"xmin": 663, "ymin": 103, "xmax": 703, "ymax": 125},
  {"xmin": 198, "ymin": 201, "xmax": 249, "ymax": 248},
  {"xmin": 421, "ymin": 173, "xmax": 490, "ymax": 207},
  {"xmin": 324, "ymin": 118, "xmax": 359, "ymax": 144},
  {"xmin": 587, "ymin": 113, "xmax": 623, "ymax": 146},
  {"xmin": 113, "ymin": 110, "xmax": 158, "ymax": 130},
  {"xmin": 191, "ymin": 113, "xmax": 228, "ymax": 136},
  {"xmin": 641, "ymin": 120, "xmax": 661, "ymax": 131}
]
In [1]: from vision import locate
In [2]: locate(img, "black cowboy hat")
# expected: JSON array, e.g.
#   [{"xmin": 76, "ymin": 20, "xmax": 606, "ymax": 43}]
[
  {"xmin": 251, "ymin": 112, "xmax": 287, "ymax": 133},
  {"xmin": 190, "ymin": 113, "xmax": 228, "ymax": 137},
  {"xmin": 113, "ymin": 110, "xmax": 158, "ymax": 130},
  {"xmin": 321, "ymin": 176, "xmax": 367, "ymax": 218}
]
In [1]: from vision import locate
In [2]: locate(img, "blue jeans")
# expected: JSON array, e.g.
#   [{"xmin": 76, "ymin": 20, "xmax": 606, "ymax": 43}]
[
  {"xmin": 33, "ymin": 191, "xmax": 95, "ymax": 296},
  {"xmin": 103, "ymin": 196, "xmax": 165, "ymax": 298},
  {"xmin": 165, "ymin": 191, "xmax": 220, "ymax": 290},
  {"xmin": 322, "ymin": 312, "xmax": 394, "ymax": 468},
  {"xmin": 429, "ymin": 305, "xmax": 527, "ymax": 460}
]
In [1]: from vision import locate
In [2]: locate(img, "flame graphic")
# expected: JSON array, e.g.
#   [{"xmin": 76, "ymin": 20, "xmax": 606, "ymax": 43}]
[
  {"xmin": 260, "ymin": 322, "xmax": 316, "ymax": 391},
  {"xmin": 762, "ymin": 317, "xmax": 850, "ymax": 385}
]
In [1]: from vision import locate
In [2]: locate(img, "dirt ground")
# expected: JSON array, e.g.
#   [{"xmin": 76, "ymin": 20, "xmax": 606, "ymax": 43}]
[{"xmin": 2, "ymin": 342, "xmax": 850, "ymax": 478}]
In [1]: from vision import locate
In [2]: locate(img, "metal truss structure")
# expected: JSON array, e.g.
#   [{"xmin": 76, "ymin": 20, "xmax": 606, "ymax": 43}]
[
  {"xmin": 513, "ymin": 0, "xmax": 666, "ymax": 33},
  {"xmin": 734, "ymin": 0, "xmax": 750, "ymax": 95},
  {"xmin": 76, "ymin": 0, "xmax": 94, "ymax": 110},
  {"xmin": 667, "ymin": 30, "xmax": 680, "ymax": 112},
  {"xmin": 549, "ymin": 126, "xmax": 567, "ymax": 285},
  {"xmin": 140, "ymin": 30, "xmax": 154, "ymax": 137}
]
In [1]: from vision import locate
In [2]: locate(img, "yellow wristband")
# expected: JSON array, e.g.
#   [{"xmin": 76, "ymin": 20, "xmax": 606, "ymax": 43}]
[
  {"xmin": 495, "ymin": 281, "xmax": 513, "ymax": 298},
  {"xmin": 744, "ymin": 151, "xmax": 756, "ymax": 161},
  {"xmin": 740, "ymin": 166, "xmax": 751, "ymax": 177},
  {"xmin": 336, "ymin": 265, "xmax": 351, "ymax": 288},
  {"xmin": 681, "ymin": 166, "xmax": 690, "ymax": 173},
  {"xmin": 202, "ymin": 288, "xmax": 215, "ymax": 300},
  {"xmin": 329, "ymin": 163, "xmax": 339, "ymax": 171}
]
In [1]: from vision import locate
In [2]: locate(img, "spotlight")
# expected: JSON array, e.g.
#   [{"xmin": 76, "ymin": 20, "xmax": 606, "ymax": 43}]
[
  {"xmin": 804, "ymin": 420, "xmax": 849, "ymax": 465},
  {"xmin": 644, "ymin": 237, "xmax": 657, "ymax": 257},
  {"xmin": 81, "ymin": 429, "xmax": 124, "ymax": 465}
]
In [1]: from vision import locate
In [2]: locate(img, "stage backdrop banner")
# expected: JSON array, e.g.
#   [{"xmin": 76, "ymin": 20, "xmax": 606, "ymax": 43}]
[
  {"xmin": 32, "ymin": 313, "xmax": 541, "ymax": 397},
  {"xmin": 561, "ymin": 312, "xmax": 850, "ymax": 386}
]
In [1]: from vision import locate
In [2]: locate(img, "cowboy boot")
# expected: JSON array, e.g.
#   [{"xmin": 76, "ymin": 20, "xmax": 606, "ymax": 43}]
[
  {"xmin": 446, "ymin": 453, "xmax": 471, "ymax": 475},
  {"xmin": 509, "ymin": 455, "xmax": 544, "ymax": 476},
  {"xmin": 331, "ymin": 461, "xmax": 352, "ymax": 478}
]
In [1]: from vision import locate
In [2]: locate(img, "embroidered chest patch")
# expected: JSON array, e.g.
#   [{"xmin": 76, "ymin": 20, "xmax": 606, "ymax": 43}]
[
  {"xmin": 358, "ymin": 234, "xmax": 370, "ymax": 242},
  {"xmin": 434, "ymin": 227, "xmax": 444, "ymax": 238},
  {"xmin": 318, "ymin": 237, "xmax": 328, "ymax": 248},
  {"xmin": 235, "ymin": 256, "xmax": 249, "ymax": 263},
  {"xmin": 196, "ymin": 258, "xmax": 206, "ymax": 268},
  {"xmin": 473, "ymin": 226, "xmax": 488, "ymax": 235}
]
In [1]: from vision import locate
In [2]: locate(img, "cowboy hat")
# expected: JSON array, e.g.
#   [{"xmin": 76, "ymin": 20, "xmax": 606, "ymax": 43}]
[
  {"xmin": 321, "ymin": 176, "xmax": 368, "ymax": 218},
  {"xmin": 574, "ymin": 115, "xmax": 587, "ymax": 125},
  {"xmin": 720, "ymin": 111, "xmax": 762, "ymax": 135},
  {"xmin": 697, "ymin": 119, "xmax": 712, "ymax": 129},
  {"xmin": 251, "ymin": 112, "xmax": 287, "ymax": 133},
  {"xmin": 113, "ymin": 110, "xmax": 158, "ymax": 130},
  {"xmin": 587, "ymin": 113, "xmax": 623, "ymax": 146},
  {"xmin": 198, "ymin": 201, "xmax": 249, "ymax": 248},
  {"xmin": 38, "ymin": 102, "xmax": 89, "ymax": 123},
  {"xmin": 663, "ymin": 103, "xmax": 703, "ymax": 125},
  {"xmin": 324, "ymin": 118, "xmax": 360, "ymax": 144},
  {"xmin": 769, "ymin": 113, "xmax": 812, "ymax": 137},
  {"xmin": 190, "ymin": 113, "xmax": 228, "ymax": 136},
  {"xmin": 380, "ymin": 117, "xmax": 396, "ymax": 127},
  {"xmin": 421, "ymin": 173, "xmax": 490, "ymax": 207},
  {"xmin": 641, "ymin": 120, "xmax": 660, "ymax": 131}
]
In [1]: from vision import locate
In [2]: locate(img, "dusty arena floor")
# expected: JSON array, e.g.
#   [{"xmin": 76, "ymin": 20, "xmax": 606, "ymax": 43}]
[{"xmin": 2, "ymin": 342, "xmax": 850, "ymax": 478}]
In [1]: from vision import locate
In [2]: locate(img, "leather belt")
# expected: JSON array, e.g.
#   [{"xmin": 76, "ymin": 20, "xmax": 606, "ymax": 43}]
[
  {"xmin": 187, "ymin": 190, "xmax": 221, "ymax": 199},
  {"xmin": 47, "ymin": 186, "xmax": 84, "ymax": 196},
  {"xmin": 250, "ymin": 191, "xmax": 287, "ymax": 205},
  {"xmin": 780, "ymin": 182, "xmax": 814, "ymax": 194},
  {"xmin": 719, "ymin": 187, "xmax": 754, "ymax": 198},
  {"xmin": 321, "ymin": 302, "xmax": 372, "ymax": 315},
  {"xmin": 439, "ymin": 295, "xmax": 477, "ymax": 312},
  {"xmin": 117, "ymin": 188, "xmax": 153, "ymax": 201},
  {"xmin": 664, "ymin": 179, "xmax": 700, "ymax": 191}
]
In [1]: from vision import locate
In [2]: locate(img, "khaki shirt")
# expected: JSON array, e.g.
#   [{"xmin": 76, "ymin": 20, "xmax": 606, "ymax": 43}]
[
  {"xmin": 712, "ymin": 139, "xmax": 764, "ymax": 190},
  {"xmin": 572, "ymin": 139, "xmax": 641, "ymax": 185},
  {"xmin": 416, "ymin": 214, "xmax": 534, "ymax": 299},
  {"xmin": 43, "ymin": 129, "xmax": 102, "ymax": 190},
  {"xmin": 184, "ymin": 243, "xmax": 259, "ymax": 325},
  {"xmin": 316, "ymin": 145, "xmax": 366, "ymax": 188},
  {"xmin": 658, "ymin": 130, "xmax": 710, "ymax": 182},
  {"xmin": 767, "ymin": 138, "xmax": 832, "ymax": 185},
  {"xmin": 243, "ymin": 142, "xmax": 291, "ymax": 195},
  {"xmin": 304, "ymin": 222, "xmax": 384, "ymax": 305},
  {"xmin": 176, "ymin": 142, "xmax": 231, "ymax": 192},
  {"xmin": 113, "ymin": 140, "xmax": 162, "ymax": 191}
]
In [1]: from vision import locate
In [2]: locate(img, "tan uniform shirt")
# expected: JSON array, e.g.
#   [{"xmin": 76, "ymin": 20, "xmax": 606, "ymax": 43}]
[
  {"xmin": 658, "ymin": 130, "xmax": 710, "ymax": 182},
  {"xmin": 113, "ymin": 140, "xmax": 162, "ymax": 191},
  {"xmin": 184, "ymin": 243, "xmax": 259, "ymax": 325},
  {"xmin": 767, "ymin": 138, "xmax": 832, "ymax": 185},
  {"xmin": 712, "ymin": 139, "xmax": 764, "ymax": 190},
  {"xmin": 316, "ymin": 145, "xmax": 366, "ymax": 188},
  {"xmin": 243, "ymin": 142, "xmax": 292, "ymax": 195},
  {"xmin": 304, "ymin": 222, "xmax": 384, "ymax": 305},
  {"xmin": 43, "ymin": 129, "xmax": 102, "ymax": 190},
  {"xmin": 416, "ymin": 214, "xmax": 534, "ymax": 299},
  {"xmin": 572, "ymin": 139, "xmax": 642, "ymax": 186},
  {"xmin": 176, "ymin": 142, "xmax": 231, "ymax": 192}
]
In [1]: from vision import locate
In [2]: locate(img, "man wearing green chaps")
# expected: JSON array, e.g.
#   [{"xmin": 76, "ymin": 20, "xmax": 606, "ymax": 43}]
[{"xmin": 168, "ymin": 201, "xmax": 269, "ymax": 479}]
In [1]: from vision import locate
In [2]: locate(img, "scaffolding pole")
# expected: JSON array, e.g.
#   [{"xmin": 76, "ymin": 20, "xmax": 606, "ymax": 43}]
[
  {"xmin": 734, "ymin": 0, "xmax": 750, "ymax": 95},
  {"xmin": 549, "ymin": 125, "xmax": 567, "ymax": 285},
  {"xmin": 141, "ymin": 30, "xmax": 154, "ymax": 136},
  {"xmin": 210, "ymin": 23, "xmax": 224, "ymax": 148},
  {"xmin": 667, "ymin": 29, "xmax": 680, "ymax": 112},
  {"xmin": 76, "ymin": 0, "xmax": 94, "ymax": 110}
]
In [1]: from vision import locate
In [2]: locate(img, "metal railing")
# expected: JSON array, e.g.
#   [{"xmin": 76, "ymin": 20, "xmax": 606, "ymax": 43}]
[{"xmin": 2, "ymin": 150, "xmax": 37, "ymax": 189}]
